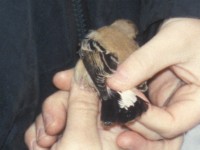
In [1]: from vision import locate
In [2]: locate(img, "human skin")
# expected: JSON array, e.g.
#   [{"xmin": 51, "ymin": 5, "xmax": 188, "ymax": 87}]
[
  {"xmin": 107, "ymin": 18, "xmax": 200, "ymax": 149},
  {"xmin": 25, "ymin": 18, "xmax": 200, "ymax": 150},
  {"xmin": 25, "ymin": 70, "xmax": 126, "ymax": 150},
  {"xmin": 25, "ymin": 70, "xmax": 182, "ymax": 150}
]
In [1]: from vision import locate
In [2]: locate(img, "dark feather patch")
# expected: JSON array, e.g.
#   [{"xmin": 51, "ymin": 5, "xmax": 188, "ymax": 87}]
[
  {"xmin": 101, "ymin": 89, "xmax": 148, "ymax": 125},
  {"xmin": 100, "ymin": 52, "xmax": 118, "ymax": 74},
  {"xmin": 101, "ymin": 89, "xmax": 120, "ymax": 125},
  {"xmin": 79, "ymin": 38, "xmax": 148, "ymax": 125},
  {"xmin": 117, "ymin": 95, "xmax": 148, "ymax": 123}
]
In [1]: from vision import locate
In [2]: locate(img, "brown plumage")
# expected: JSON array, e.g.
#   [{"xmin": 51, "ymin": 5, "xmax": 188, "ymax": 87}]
[{"xmin": 74, "ymin": 19, "xmax": 148, "ymax": 125}]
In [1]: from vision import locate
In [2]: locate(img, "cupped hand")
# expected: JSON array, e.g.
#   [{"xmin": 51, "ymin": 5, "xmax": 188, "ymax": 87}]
[
  {"xmin": 25, "ymin": 18, "xmax": 200, "ymax": 150},
  {"xmin": 25, "ymin": 70, "xmax": 186, "ymax": 150},
  {"xmin": 25, "ymin": 70, "xmax": 126, "ymax": 150}
]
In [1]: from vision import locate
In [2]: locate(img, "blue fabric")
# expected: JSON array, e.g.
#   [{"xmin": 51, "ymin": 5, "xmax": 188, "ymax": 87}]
[
  {"xmin": 0, "ymin": 0, "xmax": 78, "ymax": 149},
  {"xmin": 1, "ymin": 0, "xmax": 200, "ymax": 149},
  {"xmin": 0, "ymin": 0, "xmax": 140, "ymax": 149}
]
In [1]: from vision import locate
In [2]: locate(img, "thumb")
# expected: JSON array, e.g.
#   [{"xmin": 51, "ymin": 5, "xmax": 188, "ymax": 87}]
[
  {"xmin": 59, "ymin": 83, "xmax": 101, "ymax": 149},
  {"xmin": 53, "ymin": 69, "xmax": 74, "ymax": 91},
  {"xmin": 67, "ymin": 83, "xmax": 99, "ymax": 130},
  {"xmin": 117, "ymin": 131, "xmax": 183, "ymax": 150},
  {"xmin": 107, "ymin": 21, "xmax": 187, "ymax": 90}
]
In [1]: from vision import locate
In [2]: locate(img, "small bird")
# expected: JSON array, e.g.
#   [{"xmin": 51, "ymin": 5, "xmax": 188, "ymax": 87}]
[{"xmin": 74, "ymin": 19, "xmax": 148, "ymax": 126}]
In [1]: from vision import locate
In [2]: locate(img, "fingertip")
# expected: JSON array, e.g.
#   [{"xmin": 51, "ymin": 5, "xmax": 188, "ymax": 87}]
[
  {"xmin": 116, "ymin": 131, "xmax": 132, "ymax": 149},
  {"xmin": 37, "ymin": 130, "xmax": 57, "ymax": 148},
  {"xmin": 44, "ymin": 116, "xmax": 66, "ymax": 135},
  {"xmin": 34, "ymin": 114, "xmax": 60, "ymax": 149},
  {"xmin": 42, "ymin": 109, "xmax": 66, "ymax": 136},
  {"xmin": 107, "ymin": 51, "xmax": 149, "ymax": 91},
  {"xmin": 108, "ymin": 33, "xmax": 178, "ymax": 91},
  {"xmin": 107, "ymin": 66, "xmax": 133, "ymax": 91},
  {"xmin": 42, "ymin": 113, "xmax": 56, "ymax": 135},
  {"xmin": 53, "ymin": 69, "xmax": 74, "ymax": 90},
  {"xmin": 25, "ymin": 124, "xmax": 50, "ymax": 150},
  {"xmin": 117, "ymin": 131, "xmax": 147, "ymax": 150},
  {"xmin": 42, "ymin": 91, "xmax": 68, "ymax": 135}
]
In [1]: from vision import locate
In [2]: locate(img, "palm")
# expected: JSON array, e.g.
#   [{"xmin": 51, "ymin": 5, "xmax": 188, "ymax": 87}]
[{"xmin": 98, "ymin": 123, "xmax": 125, "ymax": 150}]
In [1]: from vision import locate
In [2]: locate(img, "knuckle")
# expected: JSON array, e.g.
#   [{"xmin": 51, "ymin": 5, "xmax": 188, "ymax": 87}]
[
  {"xmin": 160, "ymin": 125, "xmax": 178, "ymax": 139},
  {"xmin": 70, "ymin": 97, "xmax": 98, "ymax": 113}
]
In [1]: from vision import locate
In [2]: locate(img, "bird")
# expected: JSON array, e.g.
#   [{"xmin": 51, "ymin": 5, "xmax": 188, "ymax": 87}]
[{"xmin": 74, "ymin": 19, "xmax": 148, "ymax": 126}]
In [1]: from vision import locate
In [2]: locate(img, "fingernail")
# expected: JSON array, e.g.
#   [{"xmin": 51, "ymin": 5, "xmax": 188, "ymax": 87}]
[{"xmin": 43, "ymin": 113, "xmax": 54, "ymax": 129}]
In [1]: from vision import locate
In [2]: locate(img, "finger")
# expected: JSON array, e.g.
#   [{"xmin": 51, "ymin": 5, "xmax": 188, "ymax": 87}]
[
  {"xmin": 117, "ymin": 131, "xmax": 147, "ymax": 150},
  {"xmin": 24, "ymin": 124, "xmax": 48, "ymax": 150},
  {"xmin": 121, "ymin": 90, "xmax": 163, "ymax": 140},
  {"xmin": 126, "ymin": 70, "xmax": 183, "ymax": 140},
  {"xmin": 117, "ymin": 131, "xmax": 183, "ymax": 150},
  {"xmin": 35, "ymin": 115, "xmax": 57, "ymax": 148},
  {"xmin": 126, "ymin": 70, "xmax": 182, "ymax": 140},
  {"xmin": 148, "ymin": 70, "xmax": 182, "ymax": 106},
  {"xmin": 124, "ymin": 86, "xmax": 169, "ymax": 140},
  {"xmin": 139, "ymin": 85, "xmax": 200, "ymax": 138},
  {"xmin": 58, "ymin": 83, "xmax": 101, "ymax": 149},
  {"xmin": 126, "ymin": 121, "xmax": 163, "ymax": 140},
  {"xmin": 107, "ymin": 20, "xmax": 190, "ymax": 91},
  {"xmin": 42, "ymin": 91, "xmax": 69, "ymax": 135},
  {"xmin": 67, "ymin": 83, "xmax": 99, "ymax": 129},
  {"xmin": 53, "ymin": 69, "xmax": 74, "ymax": 90},
  {"xmin": 24, "ymin": 124, "xmax": 36, "ymax": 150}
]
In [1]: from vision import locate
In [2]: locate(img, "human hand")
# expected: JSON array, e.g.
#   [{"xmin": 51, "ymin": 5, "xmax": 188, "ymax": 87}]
[
  {"xmin": 24, "ymin": 70, "xmax": 184, "ymax": 150},
  {"xmin": 107, "ymin": 18, "xmax": 200, "ymax": 148},
  {"xmin": 25, "ymin": 70, "xmax": 126, "ymax": 150},
  {"xmin": 24, "ymin": 70, "xmax": 72, "ymax": 149},
  {"xmin": 25, "ymin": 18, "xmax": 200, "ymax": 150}
]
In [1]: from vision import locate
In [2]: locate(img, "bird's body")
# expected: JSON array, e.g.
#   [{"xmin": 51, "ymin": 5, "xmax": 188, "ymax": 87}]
[{"xmin": 74, "ymin": 19, "xmax": 148, "ymax": 125}]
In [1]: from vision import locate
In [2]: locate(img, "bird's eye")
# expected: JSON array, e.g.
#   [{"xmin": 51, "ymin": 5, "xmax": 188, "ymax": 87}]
[
  {"xmin": 109, "ymin": 54, "xmax": 118, "ymax": 64},
  {"xmin": 105, "ymin": 53, "xmax": 118, "ymax": 64},
  {"xmin": 102, "ymin": 53, "xmax": 119, "ymax": 71}
]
